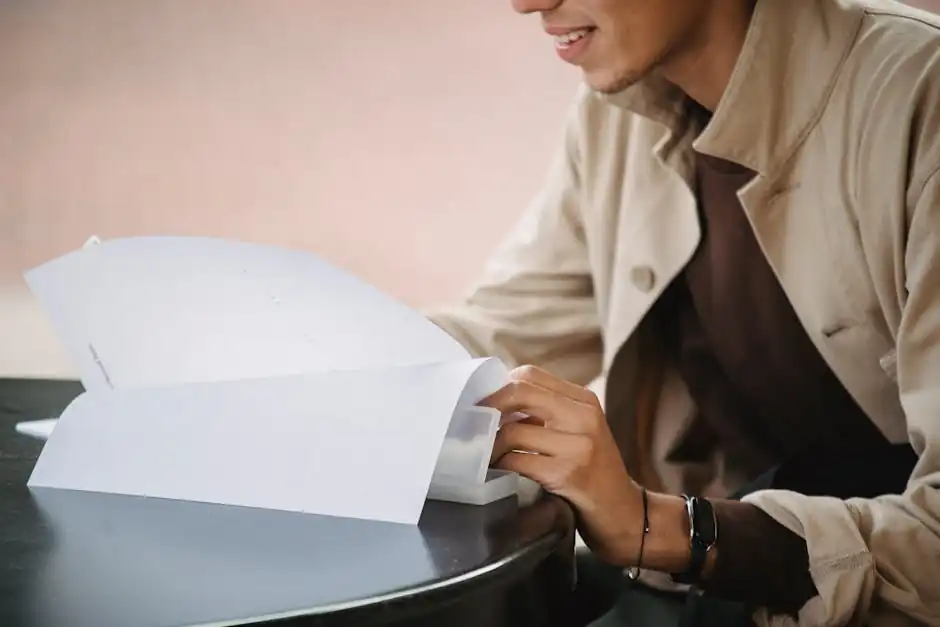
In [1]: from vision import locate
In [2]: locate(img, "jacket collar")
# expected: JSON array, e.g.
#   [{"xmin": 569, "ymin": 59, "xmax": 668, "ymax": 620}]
[{"xmin": 601, "ymin": 0, "xmax": 867, "ymax": 177}]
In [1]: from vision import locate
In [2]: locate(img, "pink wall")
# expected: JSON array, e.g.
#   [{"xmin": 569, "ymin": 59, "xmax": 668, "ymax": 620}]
[
  {"xmin": 1, "ymin": 0, "xmax": 937, "ymax": 377},
  {"xmin": 0, "ymin": 0, "xmax": 578, "ymax": 376},
  {"xmin": 0, "ymin": 0, "xmax": 578, "ymax": 305}
]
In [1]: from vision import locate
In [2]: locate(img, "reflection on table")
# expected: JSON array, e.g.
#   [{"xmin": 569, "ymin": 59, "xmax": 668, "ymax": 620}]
[{"xmin": 1, "ymin": 377, "xmax": 577, "ymax": 627}]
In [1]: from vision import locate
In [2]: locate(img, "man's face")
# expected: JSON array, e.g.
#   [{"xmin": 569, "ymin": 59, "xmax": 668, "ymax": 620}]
[{"xmin": 512, "ymin": 0, "xmax": 711, "ymax": 94}]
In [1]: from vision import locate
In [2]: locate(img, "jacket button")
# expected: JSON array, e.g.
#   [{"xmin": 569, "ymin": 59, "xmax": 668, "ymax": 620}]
[{"xmin": 630, "ymin": 266, "xmax": 656, "ymax": 293}]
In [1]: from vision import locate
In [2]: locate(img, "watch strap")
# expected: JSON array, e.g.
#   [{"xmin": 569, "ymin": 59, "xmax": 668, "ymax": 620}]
[{"xmin": 671, "ymin": 495, "xmax": 717, "ymax": 585}]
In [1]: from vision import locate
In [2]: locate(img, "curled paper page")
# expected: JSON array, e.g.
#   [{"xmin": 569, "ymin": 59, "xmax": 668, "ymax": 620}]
[
  {"xmin": 24, "ymin": 235, "xmax": 516, "ymax": 522},
  {"xmin": 25, "ymin": 236, "xmax": 471, "ymax": 391},
  {"xmin": 28, "ymin": 358, "xmax": 506, "ymax": 524}
]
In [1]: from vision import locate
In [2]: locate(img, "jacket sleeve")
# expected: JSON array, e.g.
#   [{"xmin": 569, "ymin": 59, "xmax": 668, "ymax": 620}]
[
  {"xmin": 426, "ymin": 88, "xmax": 603, "ymax": 387},
  {"xmin": 745, "ymin": 168, "xmax": 940, "ymax": 627}
]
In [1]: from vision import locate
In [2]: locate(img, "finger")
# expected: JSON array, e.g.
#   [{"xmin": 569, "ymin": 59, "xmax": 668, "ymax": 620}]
[
  {"xmin": 490, "ymin": 422, "xmax": 573, "ymax": 463},
  {"xmin": 509, "ymin": 365, "xmax": 599, "ymax": 407},
  {"xmin": 494, "ymin": 451, "xmax": 559, "ymax": 488},
  {"xmin": 480, "ymin": 379, "xmax": 565, "ymax": 426},
  {"xmin": 480, "ymin": 379, "xmax": 585, "ymax": 433},
  {"xmin": 499, "ymin": 413, "xmax": 544, "ymax": 427}
]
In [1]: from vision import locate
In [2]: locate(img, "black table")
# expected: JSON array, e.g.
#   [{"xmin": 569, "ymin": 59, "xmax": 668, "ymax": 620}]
[{"xmin": 0, "ymin": 378, "xmax": 577, "ymax": 627}]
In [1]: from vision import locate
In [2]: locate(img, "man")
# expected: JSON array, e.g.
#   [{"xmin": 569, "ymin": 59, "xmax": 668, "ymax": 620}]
[{"xmin": 426, "ymin": 0, "xmax": 940, "ymax": 625}]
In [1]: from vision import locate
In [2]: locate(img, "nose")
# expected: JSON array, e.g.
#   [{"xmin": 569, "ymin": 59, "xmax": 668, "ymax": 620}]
[{"xmin": 511, "ymin": 0, "xmax": 561, "ymax": 14}]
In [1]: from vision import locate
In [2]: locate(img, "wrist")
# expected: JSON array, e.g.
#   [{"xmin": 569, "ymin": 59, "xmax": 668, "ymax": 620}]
[
  {"xmin": 610, "ymin": 492, "xmax": 688, "ymax": 572},
  {"xmin": 619, "ymin": 492, "xmax": 721, "ymax": 578},
  {"xmin": 639, "ymin": 492, "xmax": 694, "ymax": 573}
]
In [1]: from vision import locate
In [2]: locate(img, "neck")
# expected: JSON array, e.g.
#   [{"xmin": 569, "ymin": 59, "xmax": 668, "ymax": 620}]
[{"xmin": 660, "ymin": 0, "xmax": 756, "ymax": 112}]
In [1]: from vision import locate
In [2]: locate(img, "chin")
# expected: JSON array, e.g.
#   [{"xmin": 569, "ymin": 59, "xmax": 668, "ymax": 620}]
[{"xmin": 583, "ymin": 66, "xmax": 644, "ymax": 95}]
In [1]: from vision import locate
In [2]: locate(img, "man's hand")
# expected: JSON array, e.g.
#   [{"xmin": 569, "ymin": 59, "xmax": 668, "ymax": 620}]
[{"xmin": 481, "ymin": 365, "xmax": 645, "ymax": 566}]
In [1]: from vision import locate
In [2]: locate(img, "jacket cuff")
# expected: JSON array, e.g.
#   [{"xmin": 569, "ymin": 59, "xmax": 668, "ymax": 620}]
[
  {"xmin": 741, "ymin": 490, "xmax": 875, "ymax": 627},
  {"xmin": 702, "ymin": 499, "xmax": 817, "ymax": 615}
]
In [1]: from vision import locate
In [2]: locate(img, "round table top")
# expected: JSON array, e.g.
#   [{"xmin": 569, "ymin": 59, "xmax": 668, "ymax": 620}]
[{"xmin": 0, "ymin": 378, "xmax": 576, "ymax": 627}]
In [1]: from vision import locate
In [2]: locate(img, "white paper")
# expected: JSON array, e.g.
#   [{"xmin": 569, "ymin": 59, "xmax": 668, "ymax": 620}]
[
  {"xmin": 29, "ymin": 358, "xmax": 507, "ymax": 524},
  {"xmin": 430, "ymin": 357, "xmax": 512, "ymax": 485},
  {"xmin": 24, "ymin": 235, "xmax": 514, "ymax": 524},
  {"xmin": 15, "ymin": 418, "xmax": 58, "ymax": 440},
  {"xmin": 25, "ymin": 236, "xmax": 470, "ymax": 391}
]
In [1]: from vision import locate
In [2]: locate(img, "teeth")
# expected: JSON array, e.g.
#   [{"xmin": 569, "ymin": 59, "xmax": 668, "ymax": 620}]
[{"xmin": 554, "ymin": 29, "xmax": 591, "ymax": 47}]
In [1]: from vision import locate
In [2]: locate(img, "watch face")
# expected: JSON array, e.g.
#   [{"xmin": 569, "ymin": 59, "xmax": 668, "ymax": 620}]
[{"xmin": 688, "ymin": 498, "xmax": 717, "ymax": 553}]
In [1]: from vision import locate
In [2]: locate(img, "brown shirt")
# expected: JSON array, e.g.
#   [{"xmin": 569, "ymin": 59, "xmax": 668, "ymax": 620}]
[
  {"xmin": 656, "ymin": 104, "xmax": 889, "ymax": 614},
  {"xmin": 666, "ymin": 154, "xmax": 889, "ymax": 476}
]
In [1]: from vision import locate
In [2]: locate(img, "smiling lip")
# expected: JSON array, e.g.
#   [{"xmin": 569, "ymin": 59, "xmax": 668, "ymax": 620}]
[{"xmin": 545, "ymin": 26, "xmax": 596, "ymax": 63}]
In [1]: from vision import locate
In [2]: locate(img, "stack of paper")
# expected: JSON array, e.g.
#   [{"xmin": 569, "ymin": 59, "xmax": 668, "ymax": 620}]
[{"xmin": 23, "ymin": 236, "xmax": 519, "ymax": 525}]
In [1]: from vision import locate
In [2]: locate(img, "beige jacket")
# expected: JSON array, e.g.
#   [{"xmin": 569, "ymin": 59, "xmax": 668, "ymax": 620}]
[{"xmin": 428, "ymin": 0, "xmax": 940, "ymax": 625}]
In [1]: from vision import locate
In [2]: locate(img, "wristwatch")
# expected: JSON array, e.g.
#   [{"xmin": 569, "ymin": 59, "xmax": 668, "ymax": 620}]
[{"xmin": 671, "ymin": 495, "xmax": 718, "ymax": 585}]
